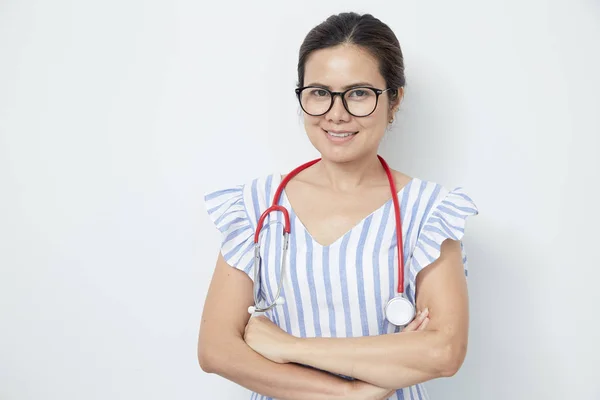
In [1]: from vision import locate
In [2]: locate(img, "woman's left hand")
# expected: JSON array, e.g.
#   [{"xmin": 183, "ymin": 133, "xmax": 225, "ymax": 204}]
[
  {"xmin": 402, "ymin": 308, "xmax": 430, "ymax": 332},
  {"xmin": 244, "ymin": 315, "xmax": 296, "ymax": 364}
]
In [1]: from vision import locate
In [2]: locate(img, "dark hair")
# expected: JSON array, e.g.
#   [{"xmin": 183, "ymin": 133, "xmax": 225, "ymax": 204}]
[{"xmin": 297, "ymin": 12, "xmax": 405, "ymax": 105}]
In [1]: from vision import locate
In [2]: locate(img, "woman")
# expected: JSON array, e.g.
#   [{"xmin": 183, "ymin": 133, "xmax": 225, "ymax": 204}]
[{"xmin": 198, "ymin": 12, "xmax": 478, "ymax": 400}]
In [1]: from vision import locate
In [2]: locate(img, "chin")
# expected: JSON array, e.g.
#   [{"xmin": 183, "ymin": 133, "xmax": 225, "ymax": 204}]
[{"xmin": 318, "ymin": 146, "xmax": 366, "ymax": 164}]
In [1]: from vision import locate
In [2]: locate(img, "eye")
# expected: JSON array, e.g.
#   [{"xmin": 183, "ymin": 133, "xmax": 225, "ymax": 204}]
[
  {"xmin": 310, "ymin": 89, "xmax": 330, "ymax": 97},
  {"xmin": 348, "ymin": 88, "xmax": 372, "ymax": 98}
]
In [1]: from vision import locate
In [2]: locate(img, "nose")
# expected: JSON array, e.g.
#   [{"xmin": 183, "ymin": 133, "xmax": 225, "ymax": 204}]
[{"xmin": 325, "ymin": 94, "xmax": 351, "ymax": 123}]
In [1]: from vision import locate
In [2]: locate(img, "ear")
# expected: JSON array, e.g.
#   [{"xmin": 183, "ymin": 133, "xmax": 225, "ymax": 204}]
[{"xmin": 389, "ymin": 87, "xmax": 405, "ymax": 116}]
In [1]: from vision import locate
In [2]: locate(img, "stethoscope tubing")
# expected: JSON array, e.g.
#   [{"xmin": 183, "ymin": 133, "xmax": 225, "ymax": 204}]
[{"xmin": 249, "ymin": 156, "xmax": 408, "ymax": 320}]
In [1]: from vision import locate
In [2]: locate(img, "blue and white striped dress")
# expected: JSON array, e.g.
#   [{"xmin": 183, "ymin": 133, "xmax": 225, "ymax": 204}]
[{"xmin": 204, "ymin": 172, "xmax": 478, "ymax": 400}]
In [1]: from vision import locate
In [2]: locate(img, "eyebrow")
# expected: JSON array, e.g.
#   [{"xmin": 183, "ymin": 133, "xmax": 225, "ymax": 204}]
[{"xmin": 304, "ymin": 82, "xmax": 376, "ymax": 90}]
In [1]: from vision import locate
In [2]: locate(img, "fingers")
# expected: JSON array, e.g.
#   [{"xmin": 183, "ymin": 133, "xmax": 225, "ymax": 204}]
[
  {"xmin": 402, "ymin": 316, "xmax": 419, "ymax": 332},
  {"xmin": 402, "ymin": 308, "xmax": 429, "ymax": 332},
  {"xmin": 418, "ymin": 317, "xmax": 430, "ymax": 331}
]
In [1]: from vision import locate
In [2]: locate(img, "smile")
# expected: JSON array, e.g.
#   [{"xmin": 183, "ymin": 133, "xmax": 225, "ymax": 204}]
[{"xmin": 324, "ymin": 130, "xmax": 358, "ymax": 138}]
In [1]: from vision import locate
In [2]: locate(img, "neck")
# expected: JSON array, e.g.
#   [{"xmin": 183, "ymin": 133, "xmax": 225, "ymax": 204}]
[{"xmin": 314, "ymin": 153, "xmax": 384, "ymax": 193}]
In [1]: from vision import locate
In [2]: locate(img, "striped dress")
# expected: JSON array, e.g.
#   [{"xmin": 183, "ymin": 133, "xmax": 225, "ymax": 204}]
[{"xmin": 204, "ymin": 172, "xmax": 478, "ymax": 400}]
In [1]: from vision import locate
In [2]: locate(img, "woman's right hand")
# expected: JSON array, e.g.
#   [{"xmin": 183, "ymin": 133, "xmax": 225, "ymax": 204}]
[{"xmin": 346, "ymin": 308, "xmax": 430, "ymax": 399}]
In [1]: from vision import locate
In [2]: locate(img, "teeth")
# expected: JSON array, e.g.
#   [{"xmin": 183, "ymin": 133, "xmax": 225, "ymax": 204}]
[{"xmin": 327, "ymin": 131, "xmax": 355, "ymax": 138}]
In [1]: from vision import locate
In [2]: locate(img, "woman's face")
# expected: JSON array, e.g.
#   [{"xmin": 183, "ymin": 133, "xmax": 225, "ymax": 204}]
[{"xmin": 301, "ymin": 44, "xmax": 401, "ymax": 163}]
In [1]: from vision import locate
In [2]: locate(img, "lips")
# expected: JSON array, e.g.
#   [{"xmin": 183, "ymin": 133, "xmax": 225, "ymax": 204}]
[
  {"xmin": 323, "ymin": 129, "xmax": 359, "ymax": 137},
  {"xmin": 328, "ymin": 132, "xmax": 355, "ymax": 138},
  {"xmin": 322, "ymin": 128, "xmax": 358, "ymax": 143}
]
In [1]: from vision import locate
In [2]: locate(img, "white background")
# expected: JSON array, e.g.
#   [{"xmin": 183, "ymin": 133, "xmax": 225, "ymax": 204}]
[{"xmin": 1, "ymin": 1, "xmax": 599, "ymax": 399}]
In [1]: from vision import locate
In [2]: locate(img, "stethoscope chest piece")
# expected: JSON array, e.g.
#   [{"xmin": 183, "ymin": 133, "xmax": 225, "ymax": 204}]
[{"xmin": 384, "ymin": 294, "xmax": 415, "ymax": 327}]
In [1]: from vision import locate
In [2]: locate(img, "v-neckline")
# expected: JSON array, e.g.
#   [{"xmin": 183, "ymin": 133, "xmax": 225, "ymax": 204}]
[{"xmin": 277, "ymin": 173, "xmax": 415, "ymax": 249}]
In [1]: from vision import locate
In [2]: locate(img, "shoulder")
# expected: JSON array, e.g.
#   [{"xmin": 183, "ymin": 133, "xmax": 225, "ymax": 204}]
[
  {"xmin": 204, "ymin": 172, "xmax": 282, "ymax": 227},
  {"xmin": 389, "ymin": 169, "xmax": 413, "ymax": 192},
  {"xmin": 389, "ymin": 169, "xmax": 446, "ymax": 212},
  {"xmin": 402, "ymin": 177, "xmax": 479, "ymax": 240},
  {"xmin": 203, "ymin": 172, "xmax": 279, "ymax": 276}
]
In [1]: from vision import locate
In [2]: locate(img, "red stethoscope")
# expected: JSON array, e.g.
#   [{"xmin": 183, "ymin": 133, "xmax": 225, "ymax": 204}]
[{"xmin": 247, "ymin": 155, "xmax": 415, "ymax": 327}]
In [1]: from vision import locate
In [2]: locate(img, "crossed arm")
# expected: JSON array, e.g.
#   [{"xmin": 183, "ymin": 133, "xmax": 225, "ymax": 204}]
[{"xmin": 198, "ymin": 238, "xmax": 469, "ymax": 398}]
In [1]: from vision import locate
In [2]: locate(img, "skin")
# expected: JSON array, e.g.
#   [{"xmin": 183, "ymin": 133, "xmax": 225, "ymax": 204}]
[{"xmin": 198, "ymin": 44, "xmax": 469, "ymax": 399}]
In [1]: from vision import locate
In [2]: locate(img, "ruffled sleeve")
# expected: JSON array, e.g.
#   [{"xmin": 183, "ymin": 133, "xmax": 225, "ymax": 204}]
[
  {"xmin": 407, "ymin": 187, "xmax": 479, "ymax": 302},
  {"xmin": 204, "ymin": 185, "xmax": 256, "ymax": 282}
]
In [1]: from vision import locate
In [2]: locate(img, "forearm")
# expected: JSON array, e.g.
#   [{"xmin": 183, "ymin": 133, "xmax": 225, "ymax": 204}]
[
  {"xmin": 287, "ymin": 330, "xmax": 455, "ymax": 389},
  {"xmin": 202, "ymin": 335, "xmax": 356, "ymax": 400}
]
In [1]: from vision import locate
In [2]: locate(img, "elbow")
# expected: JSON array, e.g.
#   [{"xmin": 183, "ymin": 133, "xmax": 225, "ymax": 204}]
[
  {"xmin": 198, "ymin": 339, "xmax": 221, "ymax": 374},
  {"xmin": 436, "ymin": 340, "xmax": 467, "ymax": 378},
  {"xmin": 197, "ymin": 346, "xmax": 214, "ymax": 373},
  {"xmin": 198, "ymin": 328, "xmax": 243, "ymax": 374},
  {"xmin": 428, "ymin": 330, "xmax": 467, "ymax": 378}
]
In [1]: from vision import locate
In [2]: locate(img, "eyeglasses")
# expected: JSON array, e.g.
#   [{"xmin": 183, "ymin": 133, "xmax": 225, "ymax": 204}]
[{"xmin": 295, "ymin": 86, "xmax": 394, "ymax": 117}]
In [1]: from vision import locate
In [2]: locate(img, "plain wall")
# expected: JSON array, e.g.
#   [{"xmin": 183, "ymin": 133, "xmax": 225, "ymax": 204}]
[{"xmin": 1, "ymin": 0, "xmax": 599, "ymax": 399}]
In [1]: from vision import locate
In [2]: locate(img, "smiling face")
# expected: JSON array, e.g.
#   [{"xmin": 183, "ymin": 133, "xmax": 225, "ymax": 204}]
[{"xmin": 300, "ymin": 44, "xmax": 402, "ymax": 163}]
